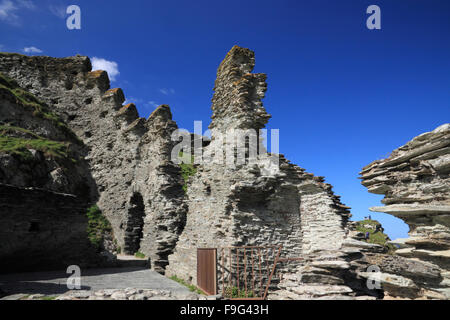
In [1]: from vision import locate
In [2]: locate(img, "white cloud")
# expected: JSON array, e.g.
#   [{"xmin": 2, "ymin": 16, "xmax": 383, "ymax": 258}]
[
  {"xmin": 0, "ymin": 0, "xmax": 18, "ymax": 23},
  {"xmin": 124, "ymin": 96, "xmax": 143, "ymax": 105},
  {"xmin": 23, "ymin": 46, "xmax": 43, "ymax": 54},
  {"xmin": 49, "ymin": 4, "xmax": 66, "ymax": 19},
  {"xmin": 91, "ymin": 57, "xmax": 120, "ymax": 82},
  {"xmin": 16, "ymin": 0, "xmax": 34, "ymax": 9},
  {"xmin": 148, "ymin": 101, "xmax": 159, "ymax": 108},
  {"xmin": 123, "ymin": 97, "xmax": 159, "ymax": 109},
  {"xmin": 0, "ymin": 0, "xmax": 35, "ymax": 25},
  {"xmin": 159, "ymin": 88, "xmax": 175, "ymax": 95}
]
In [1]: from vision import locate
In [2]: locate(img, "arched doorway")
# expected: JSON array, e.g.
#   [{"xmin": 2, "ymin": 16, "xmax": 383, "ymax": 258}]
[{"xmin": 123, "ymin": 192, "xmax": 145, "ymax": 255}]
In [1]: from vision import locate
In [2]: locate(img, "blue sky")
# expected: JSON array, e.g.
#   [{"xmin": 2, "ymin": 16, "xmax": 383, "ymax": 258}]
[{"xmin": 1, "ymin": 0, "xmax": 449, "ymax": 239}]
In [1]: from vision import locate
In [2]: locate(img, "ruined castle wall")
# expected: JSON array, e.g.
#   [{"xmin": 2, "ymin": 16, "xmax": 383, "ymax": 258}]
[
  {"xmin": 166, "ymin": 46, "xmax": 352, "ymax": 287},
  {"xmin": 298, "ymin": 178, "xmax": 348, "ymax": 253},
  {"xmin": 0, "ymin": 53, "xmax": 187, "ymax": 272}
]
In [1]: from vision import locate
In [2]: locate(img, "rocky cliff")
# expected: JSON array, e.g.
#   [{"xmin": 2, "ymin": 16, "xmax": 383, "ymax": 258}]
[
  {"xmin": 0, "ymin": 71, "xmax": 107, "ymax": 271},
  {"xmin": 0, "ymin": 53, "xmax": 187, "ymax": 273},
  {"xmin": 360, "ymin": 124, "xmax": 450, "ymax": 299}
]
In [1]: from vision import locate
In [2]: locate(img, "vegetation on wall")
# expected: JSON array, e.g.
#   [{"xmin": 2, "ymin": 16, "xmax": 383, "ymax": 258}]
[
  {"xmin": 134, "ymin": 251, "xmax": 145, "ymax": 259},
  {"xmin": 0, "ymin": 125, "xmax": 71, "ymax": 161},
  {"xmin": 86, "ymin": 205, "xmax": 112, "ymax": 250},
  {"xmin": 0, "ymin": 72, "xmax": 81, "ymax": 144},
  {"xmin": 179, "ymin": 152, "xmax": 197, "ymax": 193}
]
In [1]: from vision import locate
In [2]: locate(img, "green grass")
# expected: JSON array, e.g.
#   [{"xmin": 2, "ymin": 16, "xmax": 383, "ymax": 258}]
[
  {"xmin": 0, "ymin": 82, "xmax": 59, "ymax": 123},
  {"xmin": 355, "ymin": 219, "xmax": 396, "ymax": 253},
  {"xmin": 169, "ymin": 276, "xmax": 205, "ymax": 295},
  {"xmin": 0, "ymin": 134, "xmax": 71, "ymax": 161},
  {"xmin": 134, "ymin": 251, "xmax": 145, "ymax": 259},
  {"xmin": 0, "ymin": 72, "xmax": 18, "ymax": 88},
  {"xmin": 224, "ymin": 286, "xmax": 255, "ymax": 299},
  {"xmin": 40, "ymin": 296, "xmax": 57, "ymax": 301},
  {"xmin": 0, "ymin": 52, "xmax": 25, "ymax": 57},
  {"xmin": 86, "ymin": 205, "xmax": 112, "ymax": 250},
  {"xmin": 179, "ymin": 152, "xmax": 197, "ymax": 193},
  {"xmin": 0, "ymin": 124, "xmax": 41, "ymax": 138},
  {"xmin": 0, "ymin": 72, "xmax": 82, "ymax": 144}
]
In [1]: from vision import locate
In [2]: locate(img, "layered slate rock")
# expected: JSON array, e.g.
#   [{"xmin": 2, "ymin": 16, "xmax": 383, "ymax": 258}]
[
  {"xmin": 360, "ymin": 124, "xmax": 450, "ymax": 299},
  {"xmin": 166, "ymin": 46, "xmax": 359, "ymax": 297},
  {"xmin": 0, "ymin": 53, "xmax": 187, "ymax": 273}
]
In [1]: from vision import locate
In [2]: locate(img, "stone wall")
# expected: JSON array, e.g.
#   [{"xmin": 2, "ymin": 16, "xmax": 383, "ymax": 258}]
[
  {"xmin": 0, "ymin": 53, "xmax": 187, "ymax": 273},
  {"xmin": 0, "ymin": 184, "xmax": 103, "ymax": 273},
  {"xmin": 360, "ymin": 124, "xmax": 450, "ymax": 299}
]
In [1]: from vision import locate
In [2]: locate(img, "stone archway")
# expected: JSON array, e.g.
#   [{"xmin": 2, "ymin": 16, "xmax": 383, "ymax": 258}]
[{"xmin": 123, "ymin": 193, "xmax": 145, "ymax": 255}]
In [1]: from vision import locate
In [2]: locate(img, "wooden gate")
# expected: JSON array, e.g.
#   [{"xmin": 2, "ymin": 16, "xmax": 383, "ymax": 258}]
[{"xmin": 197, "ymin": 248, "xmax": 217, "ymax": 295}]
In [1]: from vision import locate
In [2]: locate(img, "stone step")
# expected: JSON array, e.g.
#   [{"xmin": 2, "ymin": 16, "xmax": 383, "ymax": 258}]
[{"xmin": 116, "ymin": 255, "xmax": 150, "ymax": 268}]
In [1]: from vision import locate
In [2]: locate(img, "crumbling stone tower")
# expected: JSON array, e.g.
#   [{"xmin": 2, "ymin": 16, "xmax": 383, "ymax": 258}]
[{"xmin": 166, "ymin": 46, "xmax": 352, "ymax": 285}]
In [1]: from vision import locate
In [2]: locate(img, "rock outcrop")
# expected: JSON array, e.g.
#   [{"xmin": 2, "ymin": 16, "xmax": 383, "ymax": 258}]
[
  {"xmin": 360, "ymin": 124, "xmax": 450, "ymax": 299},
  {"xmin": 0, "ymin": 53, "xmax": 187, "ymax": 273}
]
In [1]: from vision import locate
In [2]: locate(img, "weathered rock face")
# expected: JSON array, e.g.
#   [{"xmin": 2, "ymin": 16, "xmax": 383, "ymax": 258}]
[
  {"xmin": 166, "ymin": 46, "xmax": 355, "ymax": 295},
  {"xmin": 0, "ymin": 72, "xmax": 107, "ymax": 271},
  {"xmin": 360, "ymin": 124, "xmax": 450, "ymax": 299},
  {"xmin": 0, "ymin": 72, "xmax": 95, "ymax": 197},
  {"xmin": 0, "ymin": 53, "xmax": 187, "ymax": 273}
]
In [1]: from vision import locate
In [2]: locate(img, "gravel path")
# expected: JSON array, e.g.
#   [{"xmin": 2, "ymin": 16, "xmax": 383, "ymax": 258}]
[{"xmin": 0, "ymin": 267, "xmax": 191, "ymax": 297}]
